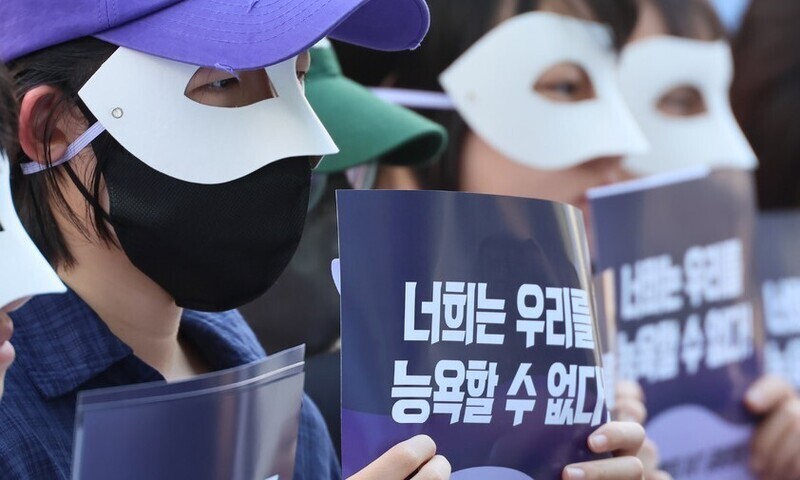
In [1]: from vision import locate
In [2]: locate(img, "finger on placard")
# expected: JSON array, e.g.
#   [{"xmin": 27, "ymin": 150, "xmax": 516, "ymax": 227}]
[
  {"xmin": 616, "ymin": 380, "xmax": 645, "ymax": 403},
  {"xmin": 410, "ymin": 455, "xmax": 451, "ymax": 480},
  {"xmin": 637, "ymin": 438, "xmax": 660, "ymax": 474},
  {"xmin": 745, "ymin": 375, "xmax": 795, "ymax": 415},
  {"xmin": 614, "ymin": 396, "xmax": 648, "ymax": 424},
  {"xmin": 347, "ymin": 435, "xmax": 437, "ymax": 480},
  {"xmin": 563, "ymin": 457, "xmax": 644, "ymax": 480},
  {"xmin": 646, "ymin": 470, "xmax": 673, "ymax": 480},
  {"xmin": 750, "ymin": 396, "xmax": 800, "ymax": 475},
  {"xmin": 588, "ymin": 422, "xmax": 646, "ymax": 456}
]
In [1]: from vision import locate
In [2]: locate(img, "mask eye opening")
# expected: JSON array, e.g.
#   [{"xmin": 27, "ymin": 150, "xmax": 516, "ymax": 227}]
[
  {"xmin": 184, "ymin": 68, "xmax": 280, "ymax": 109},
  {"xmin": 656, "ymin": 84, "xmax": 708, "ymax": 118},
  {"xmin": 533, "ymin": 62, "xmax": 597, "ymax": 103}
]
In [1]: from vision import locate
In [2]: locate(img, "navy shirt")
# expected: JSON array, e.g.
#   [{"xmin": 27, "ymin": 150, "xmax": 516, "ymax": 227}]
[{"xmin": 0, "ymin": 290, "xmax": 341, "ymax": 480}]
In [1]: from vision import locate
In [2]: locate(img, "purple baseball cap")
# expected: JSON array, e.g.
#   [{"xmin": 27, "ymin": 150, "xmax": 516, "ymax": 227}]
[{"xmin": 0, "ymin": 0, "xmax": 429, "ymax": 69}]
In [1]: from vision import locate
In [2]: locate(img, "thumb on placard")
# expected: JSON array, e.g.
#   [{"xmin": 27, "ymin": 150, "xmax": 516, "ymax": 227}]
[{"xmin": 745, "ymin": 375, "xmax": 796, "ymax": 415}]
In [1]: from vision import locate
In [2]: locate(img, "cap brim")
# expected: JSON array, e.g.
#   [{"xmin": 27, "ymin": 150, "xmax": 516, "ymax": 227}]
[
  {"xmin": 308, "ymin": 75, "xmax": 448, "ymax": 174},
  {"xmin": 95, "ymin": 0, "xmax": 429, "ymax": 69}
]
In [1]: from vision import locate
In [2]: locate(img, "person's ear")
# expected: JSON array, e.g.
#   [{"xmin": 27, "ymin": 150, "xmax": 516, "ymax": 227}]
[{"xmin": 18, "ymin": 86, "xmax": 73, "ymax": 165}]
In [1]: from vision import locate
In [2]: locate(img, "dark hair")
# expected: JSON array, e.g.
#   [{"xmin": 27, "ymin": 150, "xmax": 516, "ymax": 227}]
[
  {"xmin": 649, "ymin": 0, "xmax": 725, "ymax": 40},
  {"xmin": 731, "ymin": 0, "xmax": 800, "ymax": 209},
  {"xmin": 335, "ymin": 0, "xmax": 639, "ymax": 190},
  {"xmin": 0, "ymin": 64, "xmax": 16, "ymax": 158},
  {"xmin": 9, "ymin": 38, "xmax": 118, "ymax": 267}
]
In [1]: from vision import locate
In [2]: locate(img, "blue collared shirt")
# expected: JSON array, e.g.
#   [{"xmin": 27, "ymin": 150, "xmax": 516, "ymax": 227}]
[{"xmin": 0, "ymin": 290, "xmax": 341, "ymax": 480}]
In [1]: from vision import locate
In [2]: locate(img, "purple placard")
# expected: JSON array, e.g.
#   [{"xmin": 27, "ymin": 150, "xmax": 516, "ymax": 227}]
[
  {"xmin": 590, "ymin": 168, "xmax": 763, "ymax": 480},
  {"xmin": 338, "ymin": 190, "xmax": 609, "ymax": 479},
  {"xmin": 757, "ymin": 211, "xmax": 800, "ymax": 388}
]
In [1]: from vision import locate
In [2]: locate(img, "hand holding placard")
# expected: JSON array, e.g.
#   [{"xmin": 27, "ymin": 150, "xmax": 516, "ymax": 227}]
[
  {"xmin": 346, "ymin": 435, "xmax": 451, "ymax": 480},
  {"xmin": 339, "ymin": 190, "xmax": 616, "ymax": 479},
  {"xmin": 563, "ymin": 422, "xmax": 646, "ymax": 480},
  {"xmin": 744, "ymin": 376, "xmax": 800, "ymax": 480}
]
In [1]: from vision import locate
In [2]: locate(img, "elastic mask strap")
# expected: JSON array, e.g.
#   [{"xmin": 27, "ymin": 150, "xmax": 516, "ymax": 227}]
[
  {"xmin": 368, "ymin": 88, "xmax": 455, "ymax": 111},
  {"xmin": 46, "ymin": 122, "xmax": 114, "ymax": 224},
  {"xmin": 20, "ymin": 122, "xmax": 106, "ymax": 175}
]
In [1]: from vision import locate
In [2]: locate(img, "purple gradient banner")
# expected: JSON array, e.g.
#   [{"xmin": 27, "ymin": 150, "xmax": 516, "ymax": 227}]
[
  {"xmin": 338, "ymin": 190, "xmax": 609, "ymax": 479},
  {"xmin": 757, "ymin": 211, "xmax": 800, "ymax": 388},
  {"xmin": 590, "ymin": 169, "xmax": 763, "ymax": 480}
]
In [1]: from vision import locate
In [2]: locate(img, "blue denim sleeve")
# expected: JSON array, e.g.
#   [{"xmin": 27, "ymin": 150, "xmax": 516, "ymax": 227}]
[{"xmin": 293, "ymin": 394, "xmax": 342, "ymax": 480}]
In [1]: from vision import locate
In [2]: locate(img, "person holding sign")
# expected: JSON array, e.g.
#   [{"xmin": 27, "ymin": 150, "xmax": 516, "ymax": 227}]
[
  {"xmin": 0, "ymin": 64, "xmax": 66, "ymax": 400},
  {"xmin": 0, "ymin": 1, "xmax": 449, "ymax": 479},
  {"xmin": 619, "ymin": 1, "xmax": 800, "ymax": 479},
  {"xmin": 336, "ymin": 1, "xmax": 658, "ymax": 479}
]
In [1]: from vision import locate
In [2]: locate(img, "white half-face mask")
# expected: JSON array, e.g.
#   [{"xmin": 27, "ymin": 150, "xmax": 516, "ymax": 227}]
[
  {"xmin": 0, "ymin": 154, "xmax": 65, "ymax": 309},
  {"xmin": 439, "ymin": 12, "xmax": 648, "ymax": 170},
  {"xmin": 22, "ymin": 47, "xmax": 338, "ymax": 185},
  {"xmin": 619, "ymin": 37, "xmax": 756, "ymax": 175}
]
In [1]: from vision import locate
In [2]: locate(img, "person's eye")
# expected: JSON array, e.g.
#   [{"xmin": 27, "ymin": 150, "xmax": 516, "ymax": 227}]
[
  {"xmin": 207, "ymin": 77, "xmax": 240, "ymax": 91},
  {"xmin": 533, "ymin": 62, "xmax": 596, "ymax": 103},
  {"xmin": 296, "ymin": 50, "xmax": 311, "ymax": 87},
  {"xmin": 547, "ymin": 81, "xmax": 580, "ymax": 98},
  {"xmin": 185, "ymin": 68, "xmax": 276, "ymax": 108},
  {"xmin": 185, "ymin": 68, "xmax": 243, "ymax": 105},
  {"xmin": 656, "ymin": 85, "xmax": 707, "ymax": 117}
]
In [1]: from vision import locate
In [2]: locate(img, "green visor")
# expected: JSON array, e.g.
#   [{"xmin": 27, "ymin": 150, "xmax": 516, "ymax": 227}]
[{"xmin": 307, "ymin": 43, "xmax": 448, "ymax": 174}]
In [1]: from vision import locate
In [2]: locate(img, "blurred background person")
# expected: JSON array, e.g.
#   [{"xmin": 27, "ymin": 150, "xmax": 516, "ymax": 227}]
[
  {"xmin": 340, "ymin": 0, "xmax": 646, "ymax": 231},
  {"xmin": 623, "ymin": 3, "xmax": 800, "ymax": 479}
]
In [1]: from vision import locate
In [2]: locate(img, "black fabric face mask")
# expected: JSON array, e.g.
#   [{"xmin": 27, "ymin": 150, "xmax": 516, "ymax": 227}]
[{"xmin": 87, "ymin": 149, "xmax": 311, "ymax": 312}]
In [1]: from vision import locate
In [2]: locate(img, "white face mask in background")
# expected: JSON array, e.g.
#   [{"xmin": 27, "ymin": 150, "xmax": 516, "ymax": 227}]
[
  {"xmin": 440, "ymin": 12, "xmax": 648, "ymax": 170},
  {"xmin": 619, "ymin": 37, "xmax": 756, "ymax": 176},
  {"xmin": 0, "ymin": 154, "xmax": 65, "ymax": 308}
]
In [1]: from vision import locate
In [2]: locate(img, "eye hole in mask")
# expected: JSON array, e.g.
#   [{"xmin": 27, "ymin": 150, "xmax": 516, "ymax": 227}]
[
  {"xmin": 533, "ymin": 62, "xmax": 596, "ymax": 103},
  {"xmin": 184, "ymin": 52, "xmax": 311, "ymax": 109},
  {"xmin": 185, "ymin": 69, "xmax": 279, "ymax": 108},
  {"xmin": 656, "ymin": 85, "xmax": 708, "ymax": 118}
]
